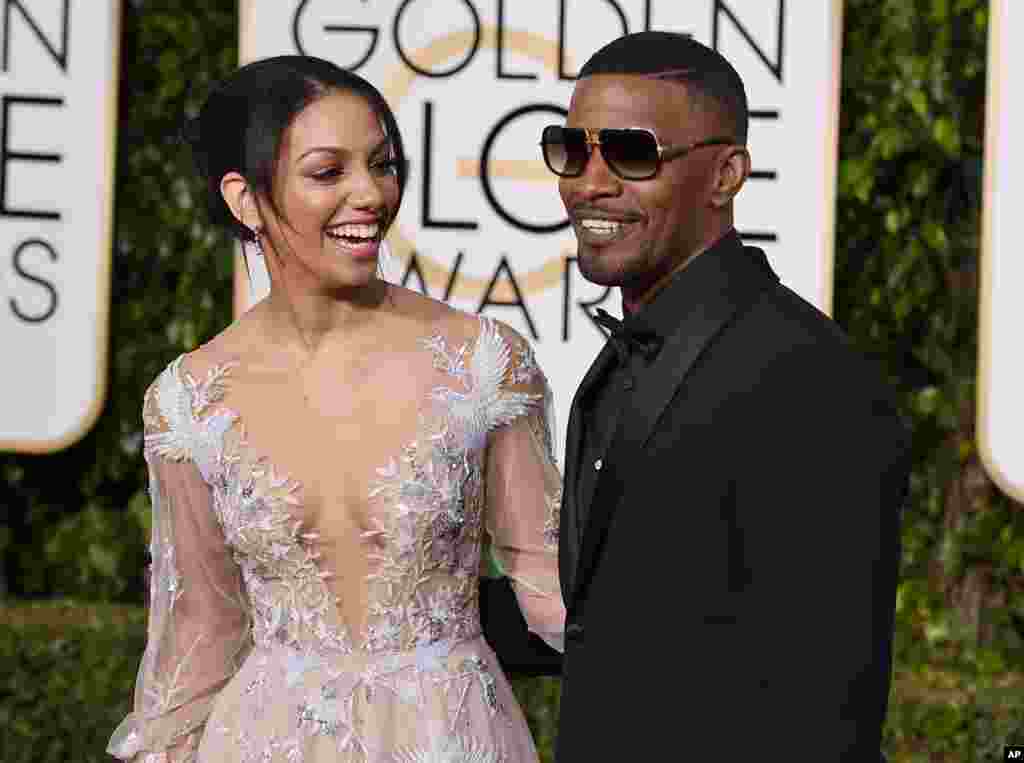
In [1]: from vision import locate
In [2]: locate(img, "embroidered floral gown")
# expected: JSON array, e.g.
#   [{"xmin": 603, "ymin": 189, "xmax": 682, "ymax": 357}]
[{"xmin": 108, "ymin": 316, "xmax": 564, "ymax": 763}]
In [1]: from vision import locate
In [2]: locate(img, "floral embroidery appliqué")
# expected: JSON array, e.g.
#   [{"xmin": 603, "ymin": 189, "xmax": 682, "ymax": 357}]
[
  {"xmin": 148, "ymin": 358, "xmax": 352, "ymax": 657},
  {"xmin": 127, "ymin": 317, "xmax": 556, "ymax": 763},
  {"xmin": 363, "ymin": 319, "xmax": 540, "ymax": 654}
]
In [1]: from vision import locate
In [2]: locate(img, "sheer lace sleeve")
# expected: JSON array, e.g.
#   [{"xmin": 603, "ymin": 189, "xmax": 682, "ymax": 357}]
[
  {"xmin": 484, "ymin": 324, "xmax": 565, "ymax": 653},
  {"xmin": 108, "ymin": 366, "xmax": 251, "ymax": 763}
]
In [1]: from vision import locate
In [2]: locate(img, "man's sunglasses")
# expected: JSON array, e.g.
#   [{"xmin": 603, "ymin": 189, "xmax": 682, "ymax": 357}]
[{"xmin": 540, "ymin": 125, "xmax": 735, "ymax": 181}]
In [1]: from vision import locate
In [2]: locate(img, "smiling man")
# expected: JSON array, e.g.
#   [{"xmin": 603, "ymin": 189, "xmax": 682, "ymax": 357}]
[
  {"xmin": 548, "ymin": 61, "xmax": 746, "ymax": 309},
  {"xmin": 538, "ymin": 31, "xmax": 910, "ymax": 762}
]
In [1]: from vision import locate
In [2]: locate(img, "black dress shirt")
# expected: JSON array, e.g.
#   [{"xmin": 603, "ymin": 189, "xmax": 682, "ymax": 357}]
[{"xmin": 575, "ymin": 229, "xmax": 762, "ymax": 536}]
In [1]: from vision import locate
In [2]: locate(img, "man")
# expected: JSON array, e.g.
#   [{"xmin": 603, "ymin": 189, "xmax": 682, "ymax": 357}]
[{"xmin": 482, "ymin": 30, "xmax": 909, "ymax": 762}]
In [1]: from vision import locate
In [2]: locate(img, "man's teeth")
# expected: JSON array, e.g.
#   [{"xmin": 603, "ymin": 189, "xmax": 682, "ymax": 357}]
[
  {"xmin": 579, "ymin": 218, "xmax": 623, "ymax": 234},
  {"xmin": 329, "ymin": 222, "xmax": 379, "ymax": 240}
]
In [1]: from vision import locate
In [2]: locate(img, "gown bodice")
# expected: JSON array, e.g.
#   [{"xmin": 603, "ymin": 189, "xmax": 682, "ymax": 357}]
[{"xmin": 109, "ymin": 315, "xmax": 564, "ymax": 763}]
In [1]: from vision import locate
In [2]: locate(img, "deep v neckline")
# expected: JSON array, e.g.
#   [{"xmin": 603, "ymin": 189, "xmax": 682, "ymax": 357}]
[{"xmin": 151, "ymin": 316, "xmax": 544, "ymax": 655}]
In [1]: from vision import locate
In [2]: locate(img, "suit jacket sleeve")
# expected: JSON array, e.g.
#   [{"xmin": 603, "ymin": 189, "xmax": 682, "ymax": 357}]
[
  {"xmin": 479, "ymin": 576, "xmax": 563, "ymax": 676},
  {"xmin": 737, "ymin": 343, "xmax": 909, "ymax": 760}
]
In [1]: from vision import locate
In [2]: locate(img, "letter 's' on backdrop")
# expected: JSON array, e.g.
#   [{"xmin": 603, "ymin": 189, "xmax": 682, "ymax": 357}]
[
  {"xmin": 0, "ymin": 1, "xmax": 121, "ymax": 454},
  {"xmin": 978, "ymin": 0, "xmax": 1023, "ymax": 501},
  {"xmin": 237, "ymin": 0, "xmax": 842, "ymax": 461}
]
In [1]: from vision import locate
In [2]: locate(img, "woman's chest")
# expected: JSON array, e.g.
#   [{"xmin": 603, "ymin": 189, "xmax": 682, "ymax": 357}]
[{"xmin": 209, "ymin": 375, "xmax": 488, "ymax": 561}]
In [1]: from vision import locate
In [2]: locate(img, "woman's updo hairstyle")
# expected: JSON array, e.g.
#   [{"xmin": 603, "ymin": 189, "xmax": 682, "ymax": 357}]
[{"xmin": 182, "ymin": 55, "xmax": 408, "ymax": 243}]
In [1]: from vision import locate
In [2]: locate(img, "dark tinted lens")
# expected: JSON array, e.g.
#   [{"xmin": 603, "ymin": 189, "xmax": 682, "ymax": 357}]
[
  {"xmin": 542, "ymin": 126, "xmax": 588, "ymax": 176},
  {"xmin": 601, "ymin": 129, "xmax": 659, "ymax": 179}
]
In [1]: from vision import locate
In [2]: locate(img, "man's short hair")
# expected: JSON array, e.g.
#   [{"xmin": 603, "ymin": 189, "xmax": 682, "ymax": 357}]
[{"xmin": 578, "ymin": 31, "xmax": 749, "ymax": 144}]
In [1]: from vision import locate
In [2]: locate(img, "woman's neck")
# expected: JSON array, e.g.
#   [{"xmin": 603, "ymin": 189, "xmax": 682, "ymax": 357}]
[{"xmin": 259, "ymin": 278, "xmax": 389, "ymax": 360}]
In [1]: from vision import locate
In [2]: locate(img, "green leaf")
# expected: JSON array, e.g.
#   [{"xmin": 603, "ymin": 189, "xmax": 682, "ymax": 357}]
[
  {"xmin": 907, "ymin": 88, "xmax": 930, "ymax": 120},
  {"xmin": 932, "ymin": 116, "xmax": 961, "ymax": 154}
]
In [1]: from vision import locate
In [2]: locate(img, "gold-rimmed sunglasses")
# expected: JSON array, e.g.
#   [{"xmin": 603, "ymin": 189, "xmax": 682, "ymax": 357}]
[{"xmin": 540, "ymin": 125, "xmax": 734, "ymax": 181}]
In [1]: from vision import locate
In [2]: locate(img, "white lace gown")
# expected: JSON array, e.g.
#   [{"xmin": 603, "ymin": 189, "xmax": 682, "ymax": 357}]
[{"xmin": 107, "ymin": 316, "xmax": 565, "ymax": 763}]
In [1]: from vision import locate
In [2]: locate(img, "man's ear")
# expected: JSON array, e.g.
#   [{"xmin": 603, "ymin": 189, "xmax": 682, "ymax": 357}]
[
  {"xmin": 710, "ymin": 146, "xmax": 750, "ymax": 208},
  {"xmin": 220, "ymin": 171, "xmax": 263, "ymax": 231}
]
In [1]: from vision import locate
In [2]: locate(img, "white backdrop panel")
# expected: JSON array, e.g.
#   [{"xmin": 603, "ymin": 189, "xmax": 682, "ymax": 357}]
[
  {"xmin": 0, "ymin": 0, "xmax": 120, "ymax": 453},
  {"xmin": 979, "ymin": 0, "xmax": 1024, "ymax": 501},
  {"xmin": 238, "ymin": 0, "xmax": 842, "ymax": 463}
]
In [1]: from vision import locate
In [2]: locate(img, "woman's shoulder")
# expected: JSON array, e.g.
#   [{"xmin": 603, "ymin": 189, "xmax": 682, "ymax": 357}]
[
  {"xmin": 387, "ymin": 284, "xmax": 535, "ymax": 360},
  {"xmin": 141, "ymin": 317, "xmax": 250, "ymax": 430},
  {"xmin": 388, "ymin": 283, "xmax": 473, "ymax": 326},
  {"xmin": 187, "ymin": 311, "xmax": 261, "ymax": 372}
]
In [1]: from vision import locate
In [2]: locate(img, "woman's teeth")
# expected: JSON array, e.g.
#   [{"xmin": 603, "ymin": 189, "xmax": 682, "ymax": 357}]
[{"xmin": 328, "ymin": 222, "xmax": 380, "ymax": 242}]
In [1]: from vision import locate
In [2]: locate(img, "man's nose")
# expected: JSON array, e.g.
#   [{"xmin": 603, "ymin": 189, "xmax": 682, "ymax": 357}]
[{"xmin": 572, "ymin": 145, "xmax": 622, "ymax": 199}]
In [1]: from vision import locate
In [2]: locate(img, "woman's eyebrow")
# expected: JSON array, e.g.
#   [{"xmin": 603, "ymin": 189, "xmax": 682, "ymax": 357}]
[
  {"xmin": 297, "ymin": 146, "xmax": 349, "ymax": 162},
  {"xmin": 297, "ymin": 140, "xmax": 390, "ymax": 163}
]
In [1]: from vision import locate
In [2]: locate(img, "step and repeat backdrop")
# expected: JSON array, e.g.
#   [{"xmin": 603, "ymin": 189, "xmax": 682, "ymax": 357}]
[
  {"xmin": 236, "ymin": 0, "xmax": 843, "ymax": 462},
  {"xmin": 3, "ymin": 0, "xmax": 1020, "ymax": 502},
  {"xmin": 0, "ymin": 0, "xmax": 120, "ymax": 453}
]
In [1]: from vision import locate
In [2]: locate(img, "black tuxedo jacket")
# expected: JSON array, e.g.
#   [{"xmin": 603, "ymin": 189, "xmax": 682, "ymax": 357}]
[{"xmin": 482, "ymin": 233, "xmax": 909, "ymax": 761}]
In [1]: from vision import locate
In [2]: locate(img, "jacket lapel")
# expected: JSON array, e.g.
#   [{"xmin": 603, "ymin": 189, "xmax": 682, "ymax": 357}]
[
  {"xmin": 559, "ymin": 340, "xmax": 618, "ymax": 603},
  {"xmin": 568, "ymin": 237, "xmax": 779, "ymax": 611}
]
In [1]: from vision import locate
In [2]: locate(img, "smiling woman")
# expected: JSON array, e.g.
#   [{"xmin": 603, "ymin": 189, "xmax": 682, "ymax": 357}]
[
  {"xmin": 183, "ymin": 57, "xmax": 408, "ymax": 246},
  {"xmin": 107, "ymin": 56, "xmax": 566, "ymax": 763},
  {"xmin": 225, "ymin": 87, "xmax": 400, "ymax": 288}
]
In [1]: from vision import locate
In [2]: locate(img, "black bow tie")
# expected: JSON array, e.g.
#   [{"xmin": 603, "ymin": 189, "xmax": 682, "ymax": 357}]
[{"xmin": 593, "ymin": 308, "xmax": 664, "ymax": 364}]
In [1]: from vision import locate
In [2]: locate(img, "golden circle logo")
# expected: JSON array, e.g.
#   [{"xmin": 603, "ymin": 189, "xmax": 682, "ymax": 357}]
[{"xmin": 380, "ymin": 26, "xmax": 576, "ymax": 301}]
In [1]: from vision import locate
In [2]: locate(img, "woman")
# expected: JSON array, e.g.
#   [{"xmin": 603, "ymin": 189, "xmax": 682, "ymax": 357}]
[{"xmin": 108, "ymin": 56, "xmax": 564, "ymax": 763}]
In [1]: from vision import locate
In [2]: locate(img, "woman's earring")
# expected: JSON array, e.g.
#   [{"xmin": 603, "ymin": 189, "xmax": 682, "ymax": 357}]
[
  {"xmin": 377, "ymin": 239, "xmax": 392, "ymax": 280},
  {"xmin": 249, "ymin": 229, "xmax": 264, "ymax": 257}
]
